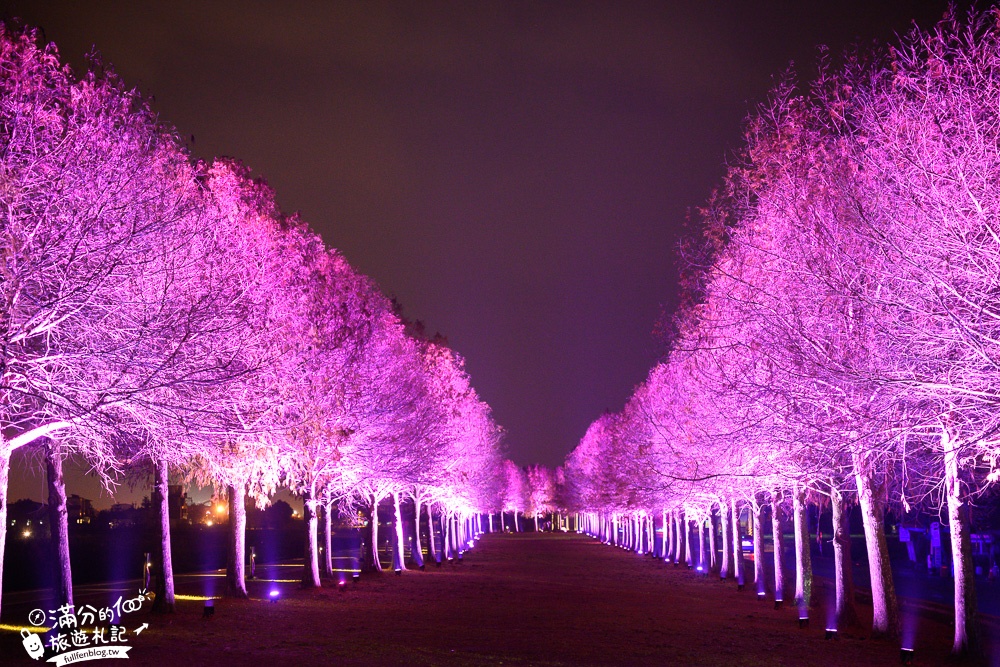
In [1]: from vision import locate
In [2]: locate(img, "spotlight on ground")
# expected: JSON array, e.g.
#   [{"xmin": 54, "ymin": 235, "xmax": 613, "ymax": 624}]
[
  {"xmin": 269, "ymin": 589, "xmax": 280, "ymax": 603},
  {"xmin": 825, "ymin": 628, "xmax": 837, "ymax": 640},
  {"xmin": 900, "ymin": 648, "xmax": 914, "ymax": 665},
  {"xmin": 798, "ymin": 615, "xmax": 809, "ymax": 629},
  {"xmin": 774, "ymin": 598, "xmax": 783, "ymax": 610},
  {"xmin": 757, "ymin": 591, "xmax": 765, "ymax": 601},
  {"xmin": 202, "ymin": 600, "xmax": 215, "ymax": 619}
]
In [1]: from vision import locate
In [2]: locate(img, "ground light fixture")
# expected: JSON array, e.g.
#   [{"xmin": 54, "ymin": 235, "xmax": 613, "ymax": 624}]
[
  {"xmin": 798, "ymin": 615, "xmax": 809, "ymax": 629},
  {"xmin": 269, "ymin": 589, "xmax": 280, "ymax": 603},
  {"xmin": 203, "ymin": 600, "xmax": 215, "ymax": 619},
  {"xmin": 774, "ymin": 597, "xmax": 783, "ymax": 610},
  {"xmin": 757, "ymin": 591, "xmax": 765, "ymax": 601},
  {"xmin": 900, "ymin": 648, "xmax": 914, "ymax": 665},
  {"xmin": 825, "ymin": 628, "xmax": 837, "ymax": 640},
  {"xmin": 338, "ymin": 580, "xmax": 347, "ymax": 592}
]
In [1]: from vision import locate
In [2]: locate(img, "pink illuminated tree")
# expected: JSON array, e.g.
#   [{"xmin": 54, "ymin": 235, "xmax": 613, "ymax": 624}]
[{"xmin": 526, "ymin": 465, "xmax": 555, "ymax": 531}]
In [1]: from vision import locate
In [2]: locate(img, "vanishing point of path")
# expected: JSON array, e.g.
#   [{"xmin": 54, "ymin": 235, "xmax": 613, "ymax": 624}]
[{"xmin": 1, "ymin": 533, "xmax": 964, "ymax": 666}]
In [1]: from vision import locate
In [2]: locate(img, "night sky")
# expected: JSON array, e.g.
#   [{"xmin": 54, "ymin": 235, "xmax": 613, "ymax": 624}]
[{"xmin": 3, "ymin": 1, "xmax": 962, "ymax": 505}]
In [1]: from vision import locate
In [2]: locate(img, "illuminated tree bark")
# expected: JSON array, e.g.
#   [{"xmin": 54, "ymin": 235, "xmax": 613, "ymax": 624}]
[
  {"xmin": 226, "ymin": 483, "xmax": 248, "ymax": 598},
  {"xmin": 676, "ymin": 511, "xmax": 686, "ymax": 566},
  {"xmin": 698, "ymin": 517, "xmax": 707, "ymax": 570},
  {"xmin": 708, "ymin": 510, "xmax": 718, "ymax": 571},
  {"xmin": 732, "ymin": 500, "xmax": 745, "ymax": 588},
  {"xmin": 792, "ymin": 484, "xmax": 811, "ymax": 610},
  {"xmin": 428, "ymin": 505, "xmax": 440, "ymax": 564},
  {"xmin": 411, "ymin": 497, "xmax": 425, "ymax": 568},
  {"xmin": 751, "ymin": 497, "xmax": 765, "ymax": 595},
  {"xmin": 829, "ymin": 483, "xmax": 857, "ymax": 628},
  {"xmin": 442, "ymin": 509, "xmax": 453, "ymax": 560},
  {"xmin": 301, "ymin": 487, "xmax": 321, "ymax": 587},
  {"xmin": 852, "ymin": 456, "xmax": 897, "ymax": 637},
  {"xmin": 943, "ymin": 431, "xmax": 979, "ymax": 656},
  {"xmin": 369, "ymin": 494, "xmax": 383, "ymax": 572},
  {"xmin": 152, "ymin": 459, "xmax": 175, "ymax": 613},
  {"xmin": 660, "ymin": 508, "xmax": 668, "ymax": 559},
  {"xmin": 46, "ymin": 444, "xmax": 73, "ymax": 607},
  {"xmin": 0, "ymin": 450, "xmax": 8, "ymax": 620},
  {"xmin": 770, "ymin": 491, "xmax": 785, "ymax": 606},
  {"xmin": 392, "ymin": 493, "xmax": 406, "ymax": 572},
  {"xmin": 720, "ymin": 499, "xmax": 731, "ymax": 578}
]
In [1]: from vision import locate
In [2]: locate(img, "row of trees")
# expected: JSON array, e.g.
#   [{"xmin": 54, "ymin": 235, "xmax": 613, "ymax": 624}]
[
  {"xmin": 0, "ymin": 24, "xmax": 511, "ymax": 617},
  {"xmin": 564, "ymin": 7, "xmax": 1000, "ymax": 658}
]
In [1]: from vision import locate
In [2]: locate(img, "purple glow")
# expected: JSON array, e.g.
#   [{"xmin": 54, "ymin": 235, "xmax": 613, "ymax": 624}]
[{"xmin": 269, "ymin": 589, "xmax": 280, "ymax": 602}]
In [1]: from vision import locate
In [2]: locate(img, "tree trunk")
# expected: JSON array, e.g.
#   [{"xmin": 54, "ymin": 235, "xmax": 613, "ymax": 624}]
[
  {"xmin": 830, "ymin": 483, "xmax": 858, "ymax": 628},
  {"xmin": 673, "ymin": 511, "xmax": 683, "ymax": 566},
  {"xmin": 720, "ymin": 499, "xmax": 731, "ymax": 578},
  {"xmin": 852, "ymin": 457, "xmax": 898, "ymax": 638},
  {"xmin": 660, "ymin": 508, "xmax": 668, "ymax": 559},
  {"xmin": 683, "ymin": 513, "xmax": 693, "ymax": 567},
  {"xmin": 771, "ymin": 490, "xmax": 785, "ymax": 606},
  {"xmin": 943, "ymin": 432, "xmax": 980, "ymax": 656},
  {"xmin": 301, "ymin": 487, "xmax": 320, "ymax": 587},
  {"xmin": 428, "ymin": 505, "xmax": 439, "ymax": 563},
  {"xmin": 443, "ymin": 510, "xmax": 452, "ymax": 560},
  {"xmin": 323, "ymin": 500, "xmax": 334, "ymax": 578},
  {"xmin": 752, "ymin": 499, "xmax": 765, "ymax": 595},
  {"xmin": 488, "ymin": 513, "xmax": 494, "ymax": 533},
  {"xmin": 152, "ymin": 459, "xmax": 175, "ymax": 613},
  {"xmin": 370, "ymin": 494, "xmax": 383, "ymax": 572},
  {"xmin": 792, "ymin": 483, "xmax": 812, "ymax": 610},
  {"xmin": 708, "ymin": 509, "xmax": 718, "ymax": 572},
  {"xmin": 534, "ymin": 514, "xmax": 539, "ymax": 532},
  {"xmin": 732, "ymin": 500, "xmax": 745, "ymax": 588},
  {"xmin": 226, "ymin": 483, "xmax": 248, "ymax": 598},
  {"xmin": 412, "ymin": 497, "xmax": 425, "ymax": 568},
  {"xmin": 391, "ymin": 493, "xmax": 406, "ymax": 572},
  {"xmin": 698, "ymin": 518, "xmax": 707, "ymax": 570},
  {"xmin": 46, "ymin": 444, "xmax": 73, "ymax": 607},
  {"xmin": 0, "ymin": 448, "xmax": 11, "ymax": 620}
]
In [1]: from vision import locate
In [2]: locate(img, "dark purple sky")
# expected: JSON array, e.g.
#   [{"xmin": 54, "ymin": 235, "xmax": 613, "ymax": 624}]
[{"xmin": 3, "ymin": 1, "xmax": 961, "ymax": 504}]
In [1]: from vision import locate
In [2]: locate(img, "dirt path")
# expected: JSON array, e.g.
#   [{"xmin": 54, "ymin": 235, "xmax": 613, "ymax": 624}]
[{"xmin": 0, "ymin": 532, "xmax": 968, "ymax": 665}]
